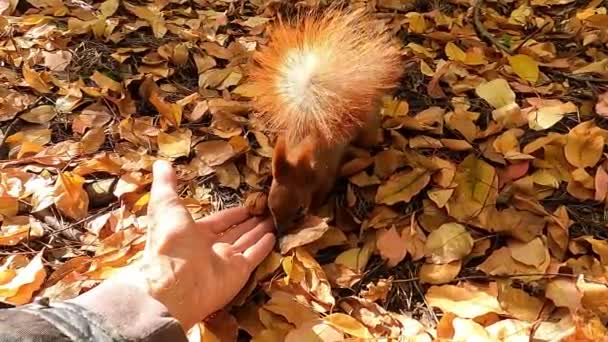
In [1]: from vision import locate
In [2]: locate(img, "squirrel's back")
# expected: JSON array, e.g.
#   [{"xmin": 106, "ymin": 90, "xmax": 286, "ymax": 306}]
[{"xmin": 249, "ymin": 8, "xmax": 402, "ymax": 146}]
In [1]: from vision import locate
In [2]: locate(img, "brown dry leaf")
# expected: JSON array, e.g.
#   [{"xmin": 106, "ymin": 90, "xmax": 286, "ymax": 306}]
[
  {"xmin": 477, "ymin": 246, "xmax": 548, "ymax": 278},
  {"xmin": 199, "ymin": 310, "xmax": 239, "ymax": 342},
  {"xmin": 497, "ymin": 281, "xmax": 545, "ymax": 321},
  {"xmin": 123, "ymin": 2, "xmax": 167, "ymax": 38},
  {"xmin": 54, "ymin": 172, "xmax": 89, "ymax": 220},
  {"xmin": 425, "ymin": 222, "xmax": 473, "ymax": 264},
  {"xmin": 564, "ymin": 121, "xmax": 604, "ymax": 168},
  {"xmin": 0, "ymin": 252, "xmax": 46, "ymax": 305},
  {"xmin": 285, "ymin": 320, "xmax": 344, "ymax": 342},
  {"xmin": 334, "ymin": 244, "xmax": 373, "ymax": 273},
  {"xmin": 279, "ymin": 216, "xmax": 329, "ymax": 254},
  {"xmin": 263, "ymin": 290, "xmax": 320, "ymax": 327},
  {"xmin": 419, "ymin": 261, "xmax": 461, "ymax": 284},
  {"xmin": 20, "ymin": 105, "xmax": 56, "ymax": 124},
  {"xmin": 547, "ymin": 205, "xmax": 571, "ymax": 260},
  {"xmin": 140, "ymin": 78, "xmax": 182, "ymax": 128},
  {"xmin": 324, "ymin": 313, "xmax": 372, "ymax": 339},
  {"xmin": 157, "ymin": 129, "xmax": 192, "ymax": 159},
  {"xmin": 214, "ymin": 162, "xmax": 240, "ymax": 189},
  {"xmin": 426, "ymin": 283, "xmax": 506, "ymax": 318},
  {"xmin": 91, "ymin": 71, "xmax": 122, "ymax": 92},
  {"xmin": 376, "ymin": 227, "xmax": 408, "ymax": 267},
  {"xmin": 375, "ymin": 168, "xmax": 430, "ymax": 205},
  {"xmin": 22, "ymin": 64, "xmax": 51, "ymax": 94},
  {"xmin": 546, "ymin": 278, "xmax": 582, "ymax": 311},
  {"xmin": 452, "ymin": 318, "xmax": 491, "ymax": 341},
  {"xmin": 446, "ymin": 155, "xmax": 497, "ymax": 223},
  {"xmin": 195, "ymin": 140, "xmax": 240, "ymax": 167},
  {"xmin": 361, "ymin": 278, "xmax": 392, "ymax": 303},
  {"xmin": 0, "ymin": 216, "xmax": 43, "ymax": 246}
]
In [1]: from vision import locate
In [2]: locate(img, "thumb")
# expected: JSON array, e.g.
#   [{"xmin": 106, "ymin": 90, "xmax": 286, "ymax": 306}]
[{"xmin": 151, "ymin": 160, "xmax": 178, "ymax": 202}]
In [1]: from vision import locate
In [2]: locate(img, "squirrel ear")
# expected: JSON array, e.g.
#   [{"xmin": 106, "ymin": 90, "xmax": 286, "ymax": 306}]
[{"xmin": 272, "ymin": 135, "xmax": 291, "ymax": 182}]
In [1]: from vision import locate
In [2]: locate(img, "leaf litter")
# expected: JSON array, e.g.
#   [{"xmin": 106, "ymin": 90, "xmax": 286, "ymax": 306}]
[{"xmin": 1, "ymin": 0, "xmax": 608, "ymax": 340}]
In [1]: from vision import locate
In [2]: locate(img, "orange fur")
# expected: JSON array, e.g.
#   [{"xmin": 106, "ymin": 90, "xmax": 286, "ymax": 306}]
[
  {"xmin": 249, "ymin": 8, "xmax": 403, "ymax": 146},
  {"xmin": 250, "ymin": 8, "xmax": 403, "ymax": 232}
]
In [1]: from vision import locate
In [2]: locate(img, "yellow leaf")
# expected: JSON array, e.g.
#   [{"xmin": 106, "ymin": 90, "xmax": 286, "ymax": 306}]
[
  {"xmin": 452, "ymin": 318, "xmax": 492, "ymax": 341},
  {"xmin": 335, "ymin": 243, "xmax": 373, "ymax": 273},
  {"xmin": 140, "ymin": 78, "xmax": 182, "ymax": 128},
  {"xmin": 157, "ymin": 129, "xmax": 192, "ymax": 158},
  {"xmin": 508, "ymin": 54, "xmax": 540, "ymax": 83},
  {"xmin": 54, "ymin": 172, "xmax": 89, "ymax": 220},
  {"xmin": 0, "ymin": 216, "xmax": 43, "ymax": 246},
  {"xmin": 498, "ymin": 281, "xmax": 545, "ymax": 321},
  {"xmin": 564, "ymin": 121, "xmax": 604, "ymax": 168},
  {"xmin": 546, "ymin": 278, "xmax": 582, "ymax": 311},
  {"xmin": 475, "ymin": 78, "xmax": 516, "ymax": 109},
  {"xmin": 375, "ymin": 168, "xmax": 430, "ymax": 205},
  {"xmin": 123, "ymin": 2, "xmax": 166, "ymax": 38},
  {"xmin": 0, "ymin": 252, "xmax": 46, "ymax": 305},
  {"xmin": 526, "ymin": 98, "xmax": 577, "ymax": 131},
  {"xmin": 91, "ymin": 71, "xmax": 122, "ymax": 92},
  {"xmin": 426, "ymin": 284, "xmax": 507, "ymax": 318},
  {"xmin": 324, "ymin": 313, "xmax": 371, "ymax": 338},
  {"xmin": 22, "ymin": 64, "xmax": 51, "ymax": 93},
  {"xmin": 279, "ymin": 216, "xmax": 329, "ymax": 254},
  {"xmin": 446, "ymin": 155, "xmax": 497, "ymax": 223},
  {"xmin": 445, "ymin": 42, "xmax": 466, "ymax": 62},
  {"xmin": 99, "ymin": 0, "xmax": 119, "ymax": 16},
  {"xmin": 406, "ymin": 12, "xmax": 427, "ymax": 33},
  {"xmin": 425, "ymin": 223, "xmax": 474, "ymax": 264},
  {"xmin": 20, "ymin": 105, "xmax": 56, "ymax": 124},
  {"xmin": 263, "ymin": 290, "xmax": 320, "ymax": 327},
  {"xmin": 285, "ymin": 320, "xmax": 344, "ymax": 342},
  {"xmin": 419, "ymin": 261, "xmax": 461, "ymax": 284}
]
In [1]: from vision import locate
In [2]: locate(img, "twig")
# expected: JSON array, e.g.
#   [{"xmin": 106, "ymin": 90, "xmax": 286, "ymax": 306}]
[
  {"xmin": 473, "ymin": 0, "xmax": 513, "ymax": 55},
  {"xmin": 511, "ymin": 21, "xmax": 550, "ymax": 54}
]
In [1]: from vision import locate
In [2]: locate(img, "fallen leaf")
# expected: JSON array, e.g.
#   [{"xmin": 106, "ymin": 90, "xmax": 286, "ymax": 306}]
[
  {"xmin": 426, "ymin": 283, "xmax": 506, "ymax": 318},
  {"xmin": 446, "ymin": 155, "xmax": 497, "ymax": 223},
  {"xmin": 279, "ymin": 216, "xmax": 330, "ymax": 254},
  {"xmin": 324, "ymin": 313, "xmax": 371, "ymax": 338},
  {"xmin": 546, "ymin": 278, "xmax": 582, "ymax": 311},
  {"xmin": 424, "ymin": 223, "xmax": 474, "ymax": 264},
  {"xmin": 419, "ymin": 261, "xmax": 461, "ymax": 284},
  {"xmin": 376, "ymin": 227, "xmax": 408, "ymax": 267},
  {"xmin": 54, "ymin": 172, "xmax": 89, "ymax": 220},
  {"xmin": 0, "ymin": 252, "xmax": 46, "ymax": 305},
  {"xmin": 564, "ymin": 121, "xmax": 604, "ymax": 168},
  {"xmin": 285, "ymin": 320, "xmax": 344, "ymax": 342},
  {"xmin": 375, "ymin": 168, "xmax": 430, "ymax": 205},
  {"xmin": 596, "ymin": 90, "xmax": 608, "ymax": 117},
  {"xmin": 525, "ymin": 98, "xmax": 577, "ymax": 131},
  {"xmin": 157, "ymin": 129, "xmax": 192, "ymax": 158},
  {"xmin": 508, "ymin": 54, "xmax": 540, "ymax": 83},
  {"xmin": 0, "ymin": 216, "xmax": 44, "ymax": 246}
]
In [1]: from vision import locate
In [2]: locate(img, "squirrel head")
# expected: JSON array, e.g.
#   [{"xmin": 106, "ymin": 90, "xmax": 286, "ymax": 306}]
[{"xmin": 267, "ymin": 136, "xmax": 316, "ymax": 232}]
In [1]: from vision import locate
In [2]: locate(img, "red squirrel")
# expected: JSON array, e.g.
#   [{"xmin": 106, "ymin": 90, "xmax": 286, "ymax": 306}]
[{"xmin": 249, "ymin": 8, "xmax": 403, "ymax": 232}]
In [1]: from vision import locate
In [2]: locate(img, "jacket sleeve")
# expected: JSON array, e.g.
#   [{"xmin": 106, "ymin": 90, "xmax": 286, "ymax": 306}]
[{"xmin": 0, "ymin": 280, "xmax": 188, "ymax": 342}]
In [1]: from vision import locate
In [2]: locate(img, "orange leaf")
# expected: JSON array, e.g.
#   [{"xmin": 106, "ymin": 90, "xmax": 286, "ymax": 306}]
[{"xmin": 54, "ymin": 172, "xmax": 89, "ymax": 220}]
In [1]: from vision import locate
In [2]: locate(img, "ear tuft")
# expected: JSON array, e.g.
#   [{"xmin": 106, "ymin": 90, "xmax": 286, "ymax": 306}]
[{"xmin": 272, "ymin": 135, "xmax": 291, "ymax": 182}]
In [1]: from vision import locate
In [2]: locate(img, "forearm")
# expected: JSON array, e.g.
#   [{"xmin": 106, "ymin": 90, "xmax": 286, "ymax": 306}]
[{"xmin": 0, "ymin": 280, "xmax": 187, "ymax": 342}]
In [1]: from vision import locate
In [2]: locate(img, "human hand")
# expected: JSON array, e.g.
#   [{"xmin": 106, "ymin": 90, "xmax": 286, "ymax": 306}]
[{"xmin": 119, "ymin": 160, "xmax": 275, "ymax": 331}]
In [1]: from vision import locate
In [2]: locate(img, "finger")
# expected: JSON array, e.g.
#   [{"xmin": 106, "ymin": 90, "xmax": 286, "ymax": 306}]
[
  {"xmin": 196, "ymin": 207, "xmax": 251, "ymax": 234},
  {"xmin": 243, "ymin": 232, "xmax": 276, "ymax": 267},
  {"xmin": 232, "ymin": 218, "xmax": 274, "ymax": 252},
  {"xmin": 218, "ymin": 216, "xmax": 263, "ymax": 244},
  {"xmin": 149, "ymin": 160, "xmax": 179, "ymax": 211}
]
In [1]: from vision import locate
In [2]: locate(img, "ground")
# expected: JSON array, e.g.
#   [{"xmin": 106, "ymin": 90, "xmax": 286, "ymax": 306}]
[{"xmin": 1, "ymin": 0, "xmax": 608, "ymax": 340}]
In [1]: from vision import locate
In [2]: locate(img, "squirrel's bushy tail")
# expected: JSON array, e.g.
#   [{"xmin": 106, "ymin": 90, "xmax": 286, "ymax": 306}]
[{"xmin": 249, "ymin": 8, "xmax": 403, "ymax": 146}]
